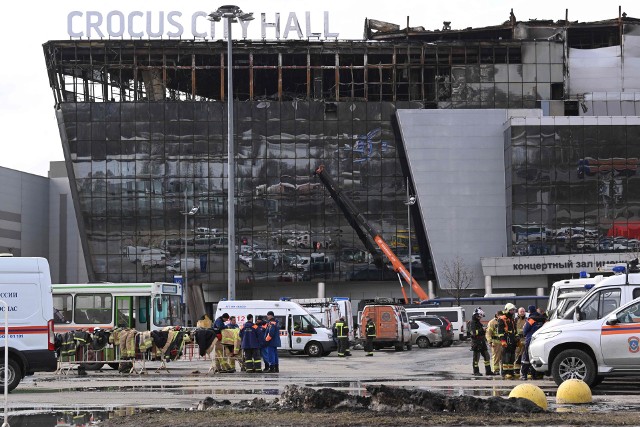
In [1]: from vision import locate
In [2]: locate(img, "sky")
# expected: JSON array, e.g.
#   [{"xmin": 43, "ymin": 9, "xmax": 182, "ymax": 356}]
[{"xmin": 1, "ymin": 1, "xmax": 639, "ymax": 177}]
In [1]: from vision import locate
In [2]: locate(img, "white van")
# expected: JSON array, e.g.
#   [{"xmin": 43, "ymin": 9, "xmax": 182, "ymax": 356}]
[
  {"xmin": 405, "ymin": 306, "xmax": 466, "ymax": 341},
  {"xmin": 215, "ymin": 300, "xmax": 336, "ymax": 357},
  {"xmin": 0, "ymin": 257, "xmax": 57, "ymax": 391},
  {"xmin": 550, "ymin": 290, "xmax": 587, "ymax": 320},
  {"xmin": 293, "ymin": 297, "xmax": 354, "ymax": 342},
  {"xmin": 547, "ymin": 274, "xmax": 606, "ymax": 319},
  {"xmin": 540, "ymin": 270, "xmax": 640, "ymax": 331}
]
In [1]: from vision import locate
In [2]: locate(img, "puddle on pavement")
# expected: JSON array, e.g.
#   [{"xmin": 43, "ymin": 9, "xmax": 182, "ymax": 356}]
[
  {"xmin": 14, "ymin": 385, "xmax": 281, "ymax": 395},
  {"xmin": 5, "ymin": 408, "xmax": 154, "ymax": 427}
]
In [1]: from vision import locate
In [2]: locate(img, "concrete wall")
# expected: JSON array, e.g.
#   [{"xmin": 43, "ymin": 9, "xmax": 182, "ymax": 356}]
[
  {"xmin": 0, "ymin": 167, "xmax": 48, "ymax": 258},
  {"xmin": 396, "ymin": 109, "xmax": 540, "ymax": 291},
  {"xmin": 569, "ymin": 24, "xmax": 640, "ymax": 96},
  {"xmin": 0, "ymin": 164, "xmax": 87, "ymax": 284},
  {"xmin": 48, "ymin": 171, "xmax": 88, "ymax": 284}
]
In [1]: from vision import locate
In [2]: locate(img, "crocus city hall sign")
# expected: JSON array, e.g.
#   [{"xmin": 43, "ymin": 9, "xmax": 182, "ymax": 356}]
[{"xmin": 67, "ymin": 10, "xmax": 339, "ymax": 40}]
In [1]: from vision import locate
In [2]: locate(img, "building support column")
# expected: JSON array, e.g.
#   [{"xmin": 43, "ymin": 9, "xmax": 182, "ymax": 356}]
[{"xmin": 484, "ymin": 275, "xmax": 492, "ymax": 296}]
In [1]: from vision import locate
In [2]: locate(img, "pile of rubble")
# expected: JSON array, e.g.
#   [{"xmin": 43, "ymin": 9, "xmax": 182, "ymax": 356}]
[{"xmin": 198, "ymin": 384, "xmax": 545, "ymax": 414}]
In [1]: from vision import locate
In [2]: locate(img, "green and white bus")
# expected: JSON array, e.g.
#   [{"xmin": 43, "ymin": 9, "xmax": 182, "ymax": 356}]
[{"xmin": 52, "ymin": 282, "xmax": 183, "ymax": 333}]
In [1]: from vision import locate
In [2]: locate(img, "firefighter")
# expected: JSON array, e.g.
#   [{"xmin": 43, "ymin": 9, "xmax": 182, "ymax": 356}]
[
  {"xmin": 485, "ymin": 311, "xmax": 502, "ymax": 374},
  {"xmin": 240, "ymin": 314, "xmax": 263, "ymax": 373},
  {"xmin": 363, "ymin": 316, "xmax": 376, "ymax": 356},
  {"xmin": 333, "ymin": 317, "xmax": 351, "ymax": 357},
  {"xmin": 264, "ymin": 311, "xmax": 281, "ymax": 372},
  {"xmin": 469, "ymin": 307, "xmax": 494, "ymax": 376},
  {"xmin": 514, "ymin": 306, "xmax": 527, "ymax": 374},
  {"xmin": 497, "ymin": 303, "xmax": 518, "ymax": 379}
]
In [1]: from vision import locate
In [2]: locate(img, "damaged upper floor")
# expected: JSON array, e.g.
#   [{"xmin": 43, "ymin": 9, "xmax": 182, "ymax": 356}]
[{"xmin": 42, "ymin": 13, "xmax": 640, "ymax": 112}]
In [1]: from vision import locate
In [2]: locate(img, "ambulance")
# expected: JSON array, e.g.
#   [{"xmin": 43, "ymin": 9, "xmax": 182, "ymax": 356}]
[
  {"xmin": 0, "ymin": 257, "xmax": 56, "ymax": 391},
  {"xmin": 215, "ymin": 300, "xmax": 336, "ymax": 357}
]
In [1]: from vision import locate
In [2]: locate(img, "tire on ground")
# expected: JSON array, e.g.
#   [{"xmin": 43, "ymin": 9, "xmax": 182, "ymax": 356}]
[
  {"xmin": 416, "ymin": 336, "xmax": 430, "ymax": 348},
  {"xmin": 305, "ymin": 341, "xmax": 323, "ymax": 357},
  {"xmin": 0, "ymin": 358, "xmax": 22, "ymax": 392}
]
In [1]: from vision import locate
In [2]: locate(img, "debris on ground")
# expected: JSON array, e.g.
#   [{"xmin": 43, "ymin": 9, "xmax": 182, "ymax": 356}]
[
  {"xmin": 101, "ymin": 385, "xmax": 640, "ymax": 427},
  {"xmin": 196, "ymin": 385, "xmax": 543, "ymax": 414}
]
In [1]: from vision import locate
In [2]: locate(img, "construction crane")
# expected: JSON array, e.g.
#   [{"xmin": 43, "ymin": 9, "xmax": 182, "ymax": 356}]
[{"xmin": 314, "ymin": 165, "xmax": 429, "ymax": 302}]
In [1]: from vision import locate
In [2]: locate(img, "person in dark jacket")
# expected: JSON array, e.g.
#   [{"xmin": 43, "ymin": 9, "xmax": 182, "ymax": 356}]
[
  {"xmin": 256, "ymin": 316, "xmax": 268, "ymax": 371},
  {"xmin": 240, "ymin": 314, "xmax": 263, "ymax": 373},
  {"xmin": 469, "ymin": 307, "xmax": 494, "ymax": 376},
  {"xmin": 521, "ymin": 305, "xmax": 546, "ymax": 380},
  {"xmin": 227, "ymin": 316, "xmax": 239, "ymax": 329},
  {"xmin": 332, "ymin": 317, "xmax": 351, "ymax": 357},
  {"xmin": 363, "ymin": 316, "xmax": 376, "ymax": 356},
  {"xmin": 264, "ymin": 311, "xmax": 282, "ymax": 372},
  {"xmin": 213, "ymin": 313, "xmax": 229, "ymax": 337}
]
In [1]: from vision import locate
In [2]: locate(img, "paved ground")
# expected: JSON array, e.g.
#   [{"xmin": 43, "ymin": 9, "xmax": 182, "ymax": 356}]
[{"xmin": 6, "ymin": 340, "xmax": 640, "ymax": 424}]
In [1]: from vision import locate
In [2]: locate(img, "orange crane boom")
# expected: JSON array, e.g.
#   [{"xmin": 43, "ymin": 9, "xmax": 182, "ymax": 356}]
[{"xmin": 314, "ymin": 165, "xmax": 429, "ymax": 302}]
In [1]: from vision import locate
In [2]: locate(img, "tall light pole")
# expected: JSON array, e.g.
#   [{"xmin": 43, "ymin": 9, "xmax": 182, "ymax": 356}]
[
  {"xmin": 182, "ymin": 196, "xmax": 199, "ymax": 325},
  {"xmin": 209, "ymin": 5, "xmax": 254, "ymax": 301},
  {"xmin": 405, "ymin": 177, "xmax": 416, "ymax": 303}
]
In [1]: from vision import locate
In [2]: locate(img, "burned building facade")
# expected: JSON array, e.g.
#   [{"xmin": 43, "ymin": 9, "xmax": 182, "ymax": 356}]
[{"xmin": 43, "ymin": 14, "xmax": 640, "ymax": 298}]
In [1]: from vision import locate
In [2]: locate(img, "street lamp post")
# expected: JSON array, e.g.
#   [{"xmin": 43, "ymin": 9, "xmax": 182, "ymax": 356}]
[
  {"xmin": 208, "ymin": 5, "xmax": 254, "ymax": 301},
  {"xmin": 182, "ymin": 199, "xmax": 199, "ymax": 325},
  {"xmin": 405, "ymin": 177, "xmax": 416, "ymax": 303}
]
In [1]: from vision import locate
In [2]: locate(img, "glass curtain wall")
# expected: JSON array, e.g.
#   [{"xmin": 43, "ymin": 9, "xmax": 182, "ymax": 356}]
[
  {"xmin": 506, "ymin": 124, "xmax": 640, "ymax": 256},
  {"xmin": 60, "ymin": 100, "xmax": 418, "ymax": 286}
]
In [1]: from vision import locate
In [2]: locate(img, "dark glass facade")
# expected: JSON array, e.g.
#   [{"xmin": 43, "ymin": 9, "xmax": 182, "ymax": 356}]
[
  {"xmin": 43, "ymin": 38, "xmax": 564, "ymax": 294},
  {"xmin": 59, "ymin": 100, "xmax": 422, "ymax": 289},
  {"xmin": 506, "ymin": 124, "xmax": 640, "ymax": 256}
]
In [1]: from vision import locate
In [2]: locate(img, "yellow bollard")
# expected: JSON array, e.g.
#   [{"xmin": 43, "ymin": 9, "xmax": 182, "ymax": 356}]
[
  {"xmin": 508, "ymin": 383, "xmax": 548, "ymax": 410},
  {"xmin": 556, "ymin": 379, "xmax": 592, "ymax": 404}
]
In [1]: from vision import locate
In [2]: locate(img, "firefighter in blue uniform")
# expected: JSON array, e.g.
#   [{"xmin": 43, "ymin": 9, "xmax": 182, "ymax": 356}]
[
  {"xmin": 264, "ymin": 310, "xmax": 281, "ymax": 372},
  {"xmin": 240, "ymin": 314, "xmax": 263, "ymax": 373}
]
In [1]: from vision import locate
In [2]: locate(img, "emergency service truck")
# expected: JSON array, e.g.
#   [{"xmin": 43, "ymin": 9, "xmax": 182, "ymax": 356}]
[
  {"xmin": 292, "ymin": 297, "xmax": 354, "ymax": 342},
  {"xmin": 0, "ymin": 257, "xmax": 56, "ymax": 391},
  {"xmin": 215, "ymin": 300, "xmax": 336, "ymax": 357},
  {"xmin": 360, "ymin": 302, "xmax": 412, "ymax": 351}
]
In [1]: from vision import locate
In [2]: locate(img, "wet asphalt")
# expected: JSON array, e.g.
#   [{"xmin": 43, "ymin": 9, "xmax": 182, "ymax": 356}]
[{"xmin": 7, "ymin": 340, "xmax": 640, "ymax": 417}]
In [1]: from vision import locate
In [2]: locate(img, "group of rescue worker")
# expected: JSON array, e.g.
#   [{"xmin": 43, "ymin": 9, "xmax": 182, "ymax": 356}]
[
  {"xmin": 332, "ymin": 316, "xmax": 377, "ymax": 357},
  {"xmin": 203, "ymin": 311, "xmax": 282, "ymax": 373},
  {"xmin": 469, "ymin": 303, "xmax": 547, "ymax": 379}
]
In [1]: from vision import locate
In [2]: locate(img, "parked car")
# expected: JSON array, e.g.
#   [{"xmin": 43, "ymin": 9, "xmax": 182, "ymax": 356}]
[
  {"xmin": 409, "ymin": 320, "xmax": 442, "ymax": 348},
  {"xmin": 412, "ymin": 315, "xmax": 454, "ymax": 347}
]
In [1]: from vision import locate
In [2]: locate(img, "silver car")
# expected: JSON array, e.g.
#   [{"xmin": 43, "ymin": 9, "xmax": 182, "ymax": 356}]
[{"xmin": 409, "ymin": 320, "xmax": 442, "ymax": 348}]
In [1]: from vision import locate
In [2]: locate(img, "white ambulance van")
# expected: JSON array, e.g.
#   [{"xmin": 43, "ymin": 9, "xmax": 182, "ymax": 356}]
[
  {"xmin": 292, "ymin": 297, "xmax": 355, "ymax": 343},
  {"xmin": 215, "ymin": 300, "xmax": 337, "ymax": 357},
  {"xmin": 0, "ymin": 257, "xmax": 56, "ymax": 391}
]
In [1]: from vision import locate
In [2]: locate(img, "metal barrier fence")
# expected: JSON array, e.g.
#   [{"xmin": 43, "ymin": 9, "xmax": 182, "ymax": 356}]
[{"xmin": 55, "ymin": 339, "xmax": 248, "ymax": 376}]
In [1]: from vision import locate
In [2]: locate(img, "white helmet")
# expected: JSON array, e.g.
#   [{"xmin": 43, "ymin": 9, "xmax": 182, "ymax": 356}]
[
  {"xmin": 473, "ymin": 307, "xmax": 485, "ymax": 318},
  {"xmin": 504, "ymin": 303, "xmax": 516, "ymax": 311}
]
